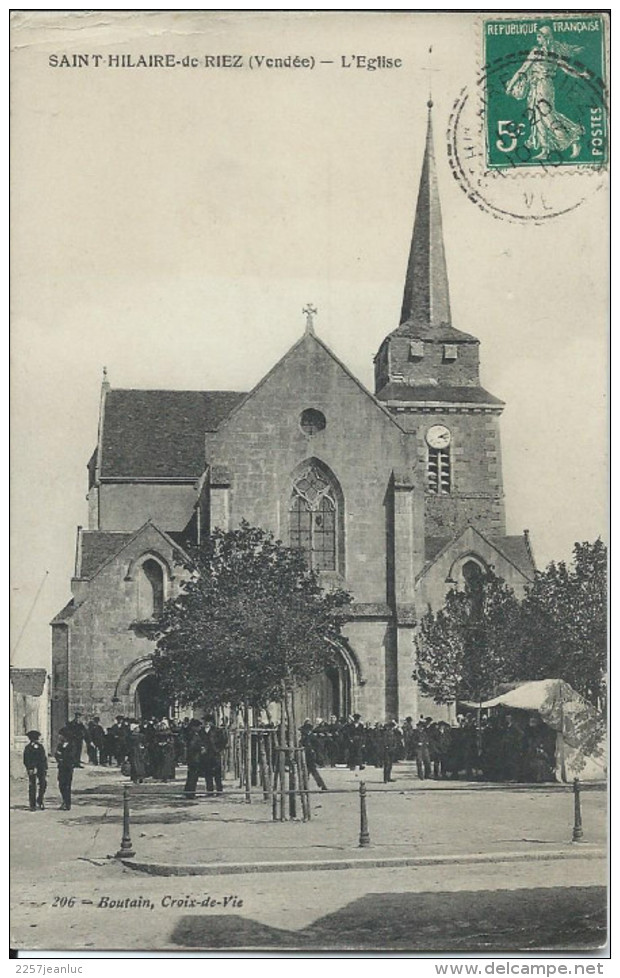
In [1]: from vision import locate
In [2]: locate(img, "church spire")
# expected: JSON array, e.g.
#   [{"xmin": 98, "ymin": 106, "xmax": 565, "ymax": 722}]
[{"xmin": 399, "ymin": 100, "xmax": 451, "ymax": 328}]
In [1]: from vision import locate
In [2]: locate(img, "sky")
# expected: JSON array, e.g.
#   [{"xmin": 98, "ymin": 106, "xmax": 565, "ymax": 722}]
[{"xmin": 10, "ymin": 11, "xmax": 608, "ymax": 670}]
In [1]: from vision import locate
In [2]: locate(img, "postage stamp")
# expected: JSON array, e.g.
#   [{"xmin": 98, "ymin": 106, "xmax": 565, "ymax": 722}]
[{"xmin": 483, "ymin": 14, "xmax": 608, "ymax": 168}]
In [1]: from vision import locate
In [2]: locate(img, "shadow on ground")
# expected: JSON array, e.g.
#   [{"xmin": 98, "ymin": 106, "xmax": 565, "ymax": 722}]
[{"xmin": 170, "ymin": 886, "xmax": 607, "ymax": 952}]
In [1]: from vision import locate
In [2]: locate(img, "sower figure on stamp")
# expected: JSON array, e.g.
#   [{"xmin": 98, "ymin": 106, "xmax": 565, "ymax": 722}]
[
  {"xmin": 23, "ymin": 730, "xmax": 48, "ymax": 811},
  {"xmin": 55, "ymin": 728, "xmax": 75, "ymax": 810},
  {"xmin": 505, "ymin": 26, "xmax": 588, "ymax": 161}
]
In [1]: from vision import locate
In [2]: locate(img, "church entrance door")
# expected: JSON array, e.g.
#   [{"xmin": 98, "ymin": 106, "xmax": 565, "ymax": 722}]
[
  {"xmin": 135, "ymin": 673, "xmax": 171, "ymax": 721},
  {"xmin": 293, "ymin": 662, "xmax": 350, "ymax": 723}
]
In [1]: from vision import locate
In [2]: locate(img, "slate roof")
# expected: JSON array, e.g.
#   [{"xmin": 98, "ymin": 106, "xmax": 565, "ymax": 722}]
[
  {"xmin": 377, "ymin": 382, "xmax": 504, "ymax": 405},
  {"xmin": 79, "ymin": 532, "xmax": 134, "ymax": 578},
  {"xmin": 10, "ymin": 668, "xmax": 47, "ymax": 696},
  {"xmin": 50, "ymin": 599, "xmax": 77, "ymax": 624},
  {"xmin": 389, "ymin": 321, "xmax": 479, "ymax": 343},
  {"xmin": 424, "ymin": 533, "xmax": 535, "ymax": 578},
  {"xmin": 498, "ymin": 535, "xmax": 537, "ymax": 577},
  {"xmin": 99, "ymin": 389, "xmax": 246, "ymax": 479}
]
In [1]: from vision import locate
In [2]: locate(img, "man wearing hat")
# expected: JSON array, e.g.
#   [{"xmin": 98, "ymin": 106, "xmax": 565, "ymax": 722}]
[
  {"xmin": 346, "ymin": 714, "xmax": 366, "ymax": 771},
  {"xmin": 54, "ymin": 728, "xmax": 75, "ymax": 810},
  {"xmin": 413, "ymin": 719, "xmax": 432, "ymax": 780},
  {"xmin": 300, "ymin": 720, "xmax": 328, "ymax": 791},
  {"xmin": 66, "ymin": 711, "xmax": 87, "ymax": 768},
  {"xmin": 23, "ymin": 730, "xmax": 48, "ymax": 811},
  {"xmin": 381, "ymin": 720, "xmax": 399, "ymax": 783},
  {"xmin": 184, "ymin": 718, "xmax": 205, "ymax": 798},
  {"xmin": 107, "ymin": 715, "xmax": 126, "ymax": 767}
]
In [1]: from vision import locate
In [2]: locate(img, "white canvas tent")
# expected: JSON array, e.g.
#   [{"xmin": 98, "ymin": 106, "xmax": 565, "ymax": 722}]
[{"xmin": 474, "ymin": 679, "xmax": 606, "ymax": 782}]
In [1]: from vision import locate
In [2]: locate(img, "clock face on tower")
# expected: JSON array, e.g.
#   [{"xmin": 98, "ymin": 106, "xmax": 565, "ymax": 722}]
[{"xmin": 426, "ymin": 424, "xmax": 451, "ymax": 449}]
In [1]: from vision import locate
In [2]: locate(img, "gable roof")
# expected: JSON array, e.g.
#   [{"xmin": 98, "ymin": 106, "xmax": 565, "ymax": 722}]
[
  {"xmin": 77, "ymin": 522, "xmax": 190, "ymax": 582},
  {"xmin": 50, "ymin": 599, "xmax": 77, "ymax": 625},
  {"xmin": 421, "ymin": 527, "xmax": 536, "ymax": 583},
  {"xmin": 79, "ymin": 532, "xmax": 134, "ymax": 578},
  {"xmin": 99, "ymin": 389, "xmax": 246, "ymax": 480},
  {"xmin": 215, "ymin": 330, "xmax": 407, "ymax": 434}
]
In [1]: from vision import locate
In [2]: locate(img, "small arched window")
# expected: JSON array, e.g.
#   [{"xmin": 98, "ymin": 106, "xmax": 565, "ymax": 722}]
[
  {"xmin": 137, "ymin": 558, "xmax": 165, "ymax": 620},
  {"xmin": 462, "ymin": 559, "xmax": 486, "ymax": 619},
  {"xmin": 289, "ymin": 463, "xmax": 340, "ymax": 572}
]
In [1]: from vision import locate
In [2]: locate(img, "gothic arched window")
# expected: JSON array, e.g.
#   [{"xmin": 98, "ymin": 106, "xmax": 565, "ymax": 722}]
[
  {"xmin": 137, "ymin": 558, "xmax": 165, "ymax": 620},
  {"xmin": 289, "ymin": 463, "xmax": 340, "ymax": 572},
  {"xmin": 462, "ymin": 558, "xmax": 486, "ymax": 620}
]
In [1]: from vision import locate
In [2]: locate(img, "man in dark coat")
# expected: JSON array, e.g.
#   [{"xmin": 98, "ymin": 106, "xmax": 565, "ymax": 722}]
[
  {"xmin": 23, "ymin": 730, "xmax": 48, "ymax": 811},
  {"xmin": 346, "ymin": 714, "xmax": 366, "ymax": 770},
  {"xmin": 501, "ymin": 713, "xmax": 526, "ymax": 782},
  {"xmin": 381, "ymin": 720, "xmax": 399, "ymax": 783},
  {"xmin": 54, "ymin": 728, "xmax": 75, "ymax": 810},
  {"xmin": 66, "ymin": 712, "xmax": 88, "ymax": 768},
  {"xmin": 402, "ymin": 717, "xmax": 415, "ymax": 760},
  {"xmin": 300, "ymin": 720, "xmax": 328, "ymax": 791},
  {"xmin": 204, "ymin": 717, "xmax": 229, "ymax": 795},
  {"xmin": 106, "ymin": 716, "xmax": 125, "ymax": 766},
  {"xmin": 412, "ymin": 720, "xmax": 432, "ymax": 780},
  {"xmin": 184, "ymin": 719, "xmax": 206, "ymax": 798},
  {"xmin": 87, "ymin": 716, "xmax": 105, "ymax": 765}
]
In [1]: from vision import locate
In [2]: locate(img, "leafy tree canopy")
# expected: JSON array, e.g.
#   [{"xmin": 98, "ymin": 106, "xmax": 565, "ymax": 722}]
[
  {"xmin": 153, "ymin": 522, "xmax": 352, "ymax": 712},
  {"xmin": 520, "ymin": 538, "xmax": 607, "ymax": 706},
  {"xmin": 414, "ymin": 571, "xmax": 522, "ymax": 704},
  {"xmin": 414, "ymin": 540, "xmax": 607, "ymax": 709}
]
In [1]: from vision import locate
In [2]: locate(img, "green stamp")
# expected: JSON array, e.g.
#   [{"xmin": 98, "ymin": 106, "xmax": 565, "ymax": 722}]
[{"xmin": 484, "ymin": 15, "xmax": 607, "ymax": 168}]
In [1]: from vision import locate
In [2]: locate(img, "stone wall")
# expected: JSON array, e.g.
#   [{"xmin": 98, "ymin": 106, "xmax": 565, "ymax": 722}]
[
  {"xmin": 54, "ymin": 524, "xmax": 183, "ymax": 732},
  {"xmin": 96, "ymin": 483, "xmax": 197, "ymax": 532}
]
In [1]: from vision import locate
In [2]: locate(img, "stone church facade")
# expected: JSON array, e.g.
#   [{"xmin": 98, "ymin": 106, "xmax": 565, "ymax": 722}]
[{"xmin": 51, "ymin": 105, "xmax": 536, "ymax": 736}]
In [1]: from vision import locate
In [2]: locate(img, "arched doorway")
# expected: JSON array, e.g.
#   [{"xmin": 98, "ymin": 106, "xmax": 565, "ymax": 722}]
[
  {"xmin": 135, "ymin": 673, "xmax": 171, "ymax": 720},
  {"xmin": 293, "ymin": 659, "xmax": 351, "ymax": 723}
]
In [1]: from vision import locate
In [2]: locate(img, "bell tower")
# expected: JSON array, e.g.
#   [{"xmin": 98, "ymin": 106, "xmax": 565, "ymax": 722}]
[{"xmin": 375, "ymin": 101, "xmax": 506, "ymax": 540}]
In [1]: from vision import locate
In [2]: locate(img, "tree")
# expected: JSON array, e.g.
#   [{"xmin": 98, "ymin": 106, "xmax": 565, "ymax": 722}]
[
  {"xmin": 520, "ymin": 539, "xmax": 607, "ymax": 707},
  {"xmin": 414, "ymin": 571, "xmax": 522, "ymax": 705},
  {"xmin": 152, "ymin": 522, "xmax": 352, "ymax": 715}
]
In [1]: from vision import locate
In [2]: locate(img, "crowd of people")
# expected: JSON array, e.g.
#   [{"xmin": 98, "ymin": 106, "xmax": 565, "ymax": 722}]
[
  {"xmin": 21, "ymin": 712, "xmax": 232, "ymax": 810},
  {"xmin": 297, "ymin": 711, "xmax": 556, "ymax": 785},
  {"xmin": 21, "ymin": 706, "xmax": 556, "ymax": 812}
]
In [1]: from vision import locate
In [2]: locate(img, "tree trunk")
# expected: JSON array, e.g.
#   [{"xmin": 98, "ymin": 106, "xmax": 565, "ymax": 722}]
[
  {"xmin": 243, "ymin": 702, "xmax": 251, "ymax": 804},
  {"xmin": 278, "ymin": 690, "xmax": 286, "ymax": 821}
]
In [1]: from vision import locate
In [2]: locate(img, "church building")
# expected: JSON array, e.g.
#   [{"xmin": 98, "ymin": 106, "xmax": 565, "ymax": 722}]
[{"xmin": 51, "ymin": 103, "xmax": 536, "ymax": 735}]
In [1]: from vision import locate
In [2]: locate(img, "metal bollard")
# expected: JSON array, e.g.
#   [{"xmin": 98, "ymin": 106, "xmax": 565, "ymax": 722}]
[
  {"xmin": 115, "ymin": 785, "xmax": 136, "ymax": 859},
  {"xmin": 358, "ymin": 780, "xmax": 371, "ymax": 847},
  {"xmin": 572, "ymin": 777, "xmax": 584, "ymax": 843}
]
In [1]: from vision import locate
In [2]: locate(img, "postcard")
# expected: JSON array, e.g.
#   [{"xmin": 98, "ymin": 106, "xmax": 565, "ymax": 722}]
[{"xmin": 10, "ymin": 10, "xmax": 608, "ymax": 956}]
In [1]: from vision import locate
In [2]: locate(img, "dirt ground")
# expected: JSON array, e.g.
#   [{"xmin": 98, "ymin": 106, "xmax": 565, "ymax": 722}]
[{"xmin": 10, "ymin": 761, "xmax": 608, "ymax": 953}]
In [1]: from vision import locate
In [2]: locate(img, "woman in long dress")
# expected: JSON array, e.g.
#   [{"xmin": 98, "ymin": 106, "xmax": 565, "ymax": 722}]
[
  {"xmin": 128, "ymin": 722, "xmax": 147, "ymax": 784},
  {"xmin": 152, "ymin": 718, "xmax": 176, "ymax": 781},
  {"xmin": 506, "ymin": 26, "xmax": 587, "ymax": 160}
]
